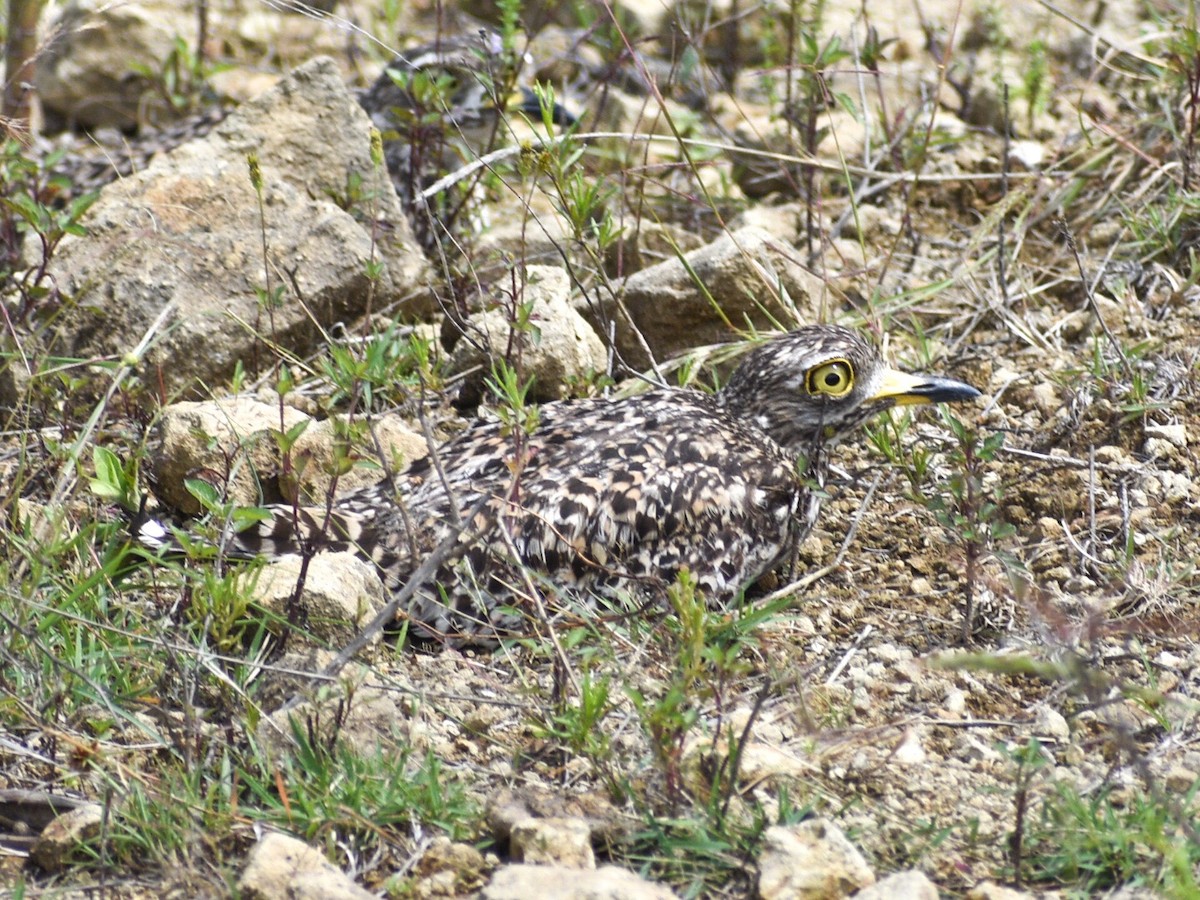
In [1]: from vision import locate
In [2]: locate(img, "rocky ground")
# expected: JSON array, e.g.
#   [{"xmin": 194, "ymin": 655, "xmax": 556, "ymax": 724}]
[{"xmin": 1, "ymin": 0, "xmax": 1198, "ymax": 898}]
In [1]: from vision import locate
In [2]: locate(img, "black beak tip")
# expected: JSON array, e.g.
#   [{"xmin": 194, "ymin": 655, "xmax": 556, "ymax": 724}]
[
  {"xmin": 550, "ymin": 104, "xmax": 578, "ymax": 127},
  {"xmin": 517, "ymin": 88, "xmax": 576, "ymax": 127},
  {"xmin": 920, "ymin": 379, "xmax": 982, "ymax": 404}
]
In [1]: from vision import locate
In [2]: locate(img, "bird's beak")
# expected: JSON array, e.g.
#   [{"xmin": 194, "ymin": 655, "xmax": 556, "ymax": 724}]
[
  {"xmin": 512, "ymin": 86, "xmax": 577, "ymax": 127},
  {"xmin": 869, "ymin": 368, "xmax": 982, "ymax": 406}
]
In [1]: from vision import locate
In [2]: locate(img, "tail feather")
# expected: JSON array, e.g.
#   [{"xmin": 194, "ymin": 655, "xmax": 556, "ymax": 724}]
[{"xmin": 135, "ymin": 503, "xmax": 383, "ymax": 563}]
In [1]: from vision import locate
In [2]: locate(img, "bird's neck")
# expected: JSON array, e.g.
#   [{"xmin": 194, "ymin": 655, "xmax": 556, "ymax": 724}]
[{"xmin": 733, "ymin": 404, "xmax": 833, "ymax": 467}]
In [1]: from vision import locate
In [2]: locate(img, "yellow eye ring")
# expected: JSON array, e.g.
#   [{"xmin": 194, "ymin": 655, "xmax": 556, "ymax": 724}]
[{"xmin": 806, "ymin": 359, "xmax": 854, "ymax": 397}]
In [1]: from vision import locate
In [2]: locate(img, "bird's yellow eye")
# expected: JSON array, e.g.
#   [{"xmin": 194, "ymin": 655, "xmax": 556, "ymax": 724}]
[{"xmin": 805, "ymin": 359, "xmax": 854, "ymax": 397}]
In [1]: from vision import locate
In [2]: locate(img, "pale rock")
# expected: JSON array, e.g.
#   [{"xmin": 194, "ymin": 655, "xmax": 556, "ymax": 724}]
[
  {"xmin": 37, "ymin": 0, "xmax": 196, "ymax": 129},
  {"xmin": 255, "ymin": 651, "xmax": 410, "ymax": 758},
  {"xmin": 893, "ymin": 658, "xmax": 924, "ymax": 684},
  {"xmin": 1032, "ymin": 518, "xmax": 1060, "ymax": 541},
  {"xmin": 729, "ymin": 203, "xmax": 804, "ymax": 241},
  {"xmin": 1156, "ymin": 650, "xmax": 1183, "ymax": 668},
  {"xmin": 238, "ymin": 831, "xmax": 374, "ymax": 900},
  {"xmin": 1164, "ymin": 765, "xmax": 1199, "ymax": 794},
  {"xmin": 606, "ymin": 220, "xmax": 707, "ymax": 277},
  {"xmin": 757, "ymin": 819, "xmax": 875, "ymax": 899},
  {"xmin": 286, "ymin": 413, "xmax": 429, "ymax": 503},
  {"xmin": 1142, "ymin": 438, "xmax": 1177, "ymax": 461},
  {"xmin": 480, "ymin": 864, "xmax": 676, "ymax": 900},
  {"xmin": 154, "ymin": 396, "xmax": 311, "ymax": 513},
  {"xmin": 847, "ymin": 751, "xmax": 872, "ymax": 774},
  {"xmin": 28, "ymin": 803, "xmax": 104, "ymax": 872},
  {"xmin": 1143, "ymin": 422, "xmax": 1187, "ymax": 447},
  {"xmin": 448, "ymin": 265, "xmax": 607, "ymax": 404},
  {"xmin": 891, "ymin": 729, "xmax": 927, "ymax": 766},
  {"xmin": 852, "ymin": 685, "xmax": 872, "ymax": 713},
  {"xmin": 1029, "ymin": 382, "xmax": 1059, "ymax": 416},
  {"xmin": 872, "ymin": 643, "xmax": 913, "ymax": 663},
  {"xmin": 943, "ymin": 689, "xmax": 967, "ymax": 716},
  {"xmin": 486, "ymin": 787, "xmax": 623, "ymax": 848},
  {"xmin": 953, "ymin": 733, "xmax": 1003, "ymax": 763},
  {"xmin": 684, "ymin": 735, "xmax": 816, "ymax": 793},
  {"xmin": 1154, "ymin": 470, "xmax": 1194, "ymax": 504},
  {"xmin": 475, "ymin": 189, "xmax": 576, "ymax": 271},
  {"xmin": 727, "ymin": 708, "xmax": 785, "ymax": 744},
  {"xmin": 410, "ymin": 837, "xmax": 488, "ymax": 896},
  {"xmin": 510, "ymin": 816, "xmax": 595, "ymax": 868},
  {"xmin": 1094, "ymin": 445, "xmax": 1133, "ymax": 466},
  {"xmin": 208, "ymin": 68, "xmax": 282, "ymax": 105},
  {"xmin": 853, "ymin": 869, "xmax": 939, "ymax": 899},
  {"xmin": 48, "ymin": 58, "xmax": 429, "ymax": 397},
  {"xmin": 248, "ymin": 552, "xmax": 386, "ymax": 645},
  {"xmin": 1033, "ymin": 705, "xmax": 1070, "ymax": 741},
  {"xmin": 839, "ymin": 203, "xmax": 901, "ymax": 242},
  {"xmin": 966, "ymin": 882, "xmax": 1034, "ymax": 900},
  {"xmin": 1008, "ymin": 140, "xmax": 1045, "ymax": 169},
  {"xmin": 603, "ymin": 227, "xmax": 834, "ymax": 369},
  {"xmin": 791, "ymin": 615, "xmax": 818, "ymax": 637}
]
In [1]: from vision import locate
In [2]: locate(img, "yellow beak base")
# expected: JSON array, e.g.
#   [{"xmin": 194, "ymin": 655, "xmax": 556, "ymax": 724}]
[{"xmin": 869, "ymin": 368, "xmax": 981, "ymax": 407}]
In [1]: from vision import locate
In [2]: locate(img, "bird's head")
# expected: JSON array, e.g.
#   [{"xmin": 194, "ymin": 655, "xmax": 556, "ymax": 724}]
[{"xmin": 718, "ymin": 325, "xmax": 981, "ymax": 451}]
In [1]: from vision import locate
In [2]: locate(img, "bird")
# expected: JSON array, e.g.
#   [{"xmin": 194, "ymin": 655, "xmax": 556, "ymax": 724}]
[{"xmin": 146, "ymin": 325, "xmax": 980, "ymax": 645}]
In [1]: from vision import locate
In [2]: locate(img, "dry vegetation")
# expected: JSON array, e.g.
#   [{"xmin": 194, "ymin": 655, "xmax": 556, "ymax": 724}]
[{"xmin": 1, "ymin": 0, "xmax": 1199, "ymax": 897}]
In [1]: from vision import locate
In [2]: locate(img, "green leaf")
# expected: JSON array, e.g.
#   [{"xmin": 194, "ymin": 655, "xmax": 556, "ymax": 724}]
[
  {"xmin": 89, "ymin": 446, "xmax": 127, "ymax": 501},
  {"xmin": 184, "ymin": 478, "xmax": 223, "ymax": 511},
  {"xmin": 230, "ymin": 505, "xmax": 272, "ymax": 533}
]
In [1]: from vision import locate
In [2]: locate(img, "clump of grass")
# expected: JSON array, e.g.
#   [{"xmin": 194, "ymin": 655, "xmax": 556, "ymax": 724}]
[
  {"xmin": 1006, "ymin": 739, "xmax": 1200, "ymax": 896},
  {"xmin": 242, "ymin": 716, "xmax": 478, "ymax": 858}
]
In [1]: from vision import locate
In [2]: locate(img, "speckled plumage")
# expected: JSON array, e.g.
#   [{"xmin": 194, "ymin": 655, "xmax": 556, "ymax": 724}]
[{"xmin": 225, "ymin": 325, "xmax": 979, "ymax": 644}]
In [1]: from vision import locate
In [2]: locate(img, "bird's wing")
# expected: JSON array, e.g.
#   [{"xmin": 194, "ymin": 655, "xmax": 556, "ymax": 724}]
[
  {"xmin": 193, "ymin": 391, "xmax": 802, "ymax": 611},
  {"xmin": 384, "ymin": 391, "xmax": 806, "ymax": 603}
]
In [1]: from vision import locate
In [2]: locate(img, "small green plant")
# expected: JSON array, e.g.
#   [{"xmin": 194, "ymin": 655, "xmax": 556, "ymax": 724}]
[
  {"xmin": 531, "ymin": 670, "xmax": 615, "ymax": 766},
  {"xmin": 129, "ymin": 35, "xmax": 226, "ymax": 116},
  {"xmin": 89, "ymin": 446, "xmax": 141, "ymax": 514},
  {"xmin": 626, "ymin": 571, "xmax": 786, "ymax": 811},
  {"xmin": 781, "ymin": 30, "xmax": 853, "ymax": 253},
  {"xmin": 92, "ymin": 753, "xmax": 241, "ymax": 874},
  {"xmin": 914, "ymin": 413, "xmax": 1017, "ymax": 643},
  {"xmin": 1020, "ymin": 40, "xmax": 1051, "ymax": 132},
  {"xmin": 1120, "ymin": 183, "xmax": 1200, "ymax": 281},
  {"xmin": 624, "ymin": 774, "xmax": 815, "ymax": 897},
  {"xmin": 184, "ymin": 562, "xmax": 268, "ymax": 658},
  {"xmin": 320, "ymin": 325, "xmax": 439, "ymax": 413},
  {"xmin": 865, "ymin": 408, "xmax": 934, "ymax": 490},
  {"xmin": 1, "ymin": 139, "xmax": 98, "ymax": 316},
  {"xmin": 1161, "ymin": 9, "xmax": 1200, "ymax": 190},
  {"xmin": 1001, "ymin": 737, "xmax": 1054, "ymax": 887},
  {"xmin": 1067, "ymin": 335, "xmax": 1170, "ymax": 426},
  {"xmin": 487, "ymin": 355, "xmax": 541, "ymax": 442}
]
